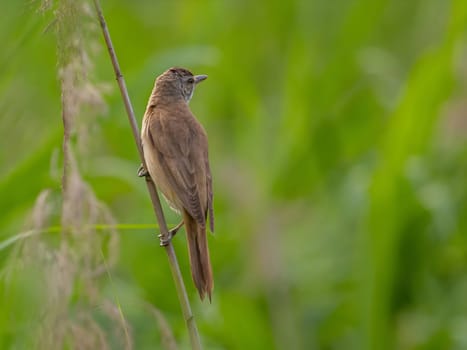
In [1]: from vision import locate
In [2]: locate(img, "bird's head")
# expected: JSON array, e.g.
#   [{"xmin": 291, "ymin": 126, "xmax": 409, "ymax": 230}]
[{"xmin": 156, "ymin": 67, "xmax": 207, "ymax": 103}]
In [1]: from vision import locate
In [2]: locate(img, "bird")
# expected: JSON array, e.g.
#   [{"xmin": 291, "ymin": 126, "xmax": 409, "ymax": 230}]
[{"xmin": 139, "ymin": 67, "xmax": 214, "ymax": 300}]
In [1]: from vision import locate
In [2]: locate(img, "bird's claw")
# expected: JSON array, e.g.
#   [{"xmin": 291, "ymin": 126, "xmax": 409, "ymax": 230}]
[
  {"xmin": 158, "ymin": 221, "xmax": 183, "ymax": 246},
  {"xmin": 158, "ymin": 232, "xmax": 173, "ymax": 246},
  {"xmin": 137, "ymin": 164, "xmax": 149, "ymax": 177}
]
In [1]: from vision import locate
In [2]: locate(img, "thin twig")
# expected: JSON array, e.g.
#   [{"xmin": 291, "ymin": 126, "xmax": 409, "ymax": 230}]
[{"xmin": 92, "ymin": 1, "xmax": 202, "ymax": 349}]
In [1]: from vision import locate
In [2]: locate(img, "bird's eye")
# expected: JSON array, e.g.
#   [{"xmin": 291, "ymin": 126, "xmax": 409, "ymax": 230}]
[{"xmin": 187, "ymin": 77, "xmax": 194, "ymax": 84}]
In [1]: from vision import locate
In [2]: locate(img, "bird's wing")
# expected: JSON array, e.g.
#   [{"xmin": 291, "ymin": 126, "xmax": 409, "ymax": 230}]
[
  {"xmin": 148, "ymin": 108, "xmax": 207, "ymax": 227},
  {"xmin": 206, "ymin": 156, "xmax": 214, "ymax": 233}
]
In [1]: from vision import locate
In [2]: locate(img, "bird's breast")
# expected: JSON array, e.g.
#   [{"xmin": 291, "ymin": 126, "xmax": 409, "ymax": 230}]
[{"xmin": 141, "ymin": 116, "xmax": 184, "ymax": 213}]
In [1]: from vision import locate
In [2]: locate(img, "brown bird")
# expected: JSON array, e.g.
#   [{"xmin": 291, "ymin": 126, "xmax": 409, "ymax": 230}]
[{"xmin": 140, "ymin": 67, "xmax": 214, "ymax": 300}]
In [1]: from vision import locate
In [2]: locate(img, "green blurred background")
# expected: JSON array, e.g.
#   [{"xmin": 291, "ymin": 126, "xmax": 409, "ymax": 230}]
[{"xmin": 1, "ymin": 0, "xmax": 467, "ymax": 349}]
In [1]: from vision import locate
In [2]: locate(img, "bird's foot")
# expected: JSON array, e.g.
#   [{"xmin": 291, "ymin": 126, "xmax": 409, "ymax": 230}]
[
  {"xmin": 158, "ymin": 232, "xmax": 173, "ymax": 246},
  {"xmin": 158, "ymin": 221, "xmax": 184, "ymax": 246},
  {"xmin": 137, "ymin": 164, "xmax": 149, "ymax": 178}
]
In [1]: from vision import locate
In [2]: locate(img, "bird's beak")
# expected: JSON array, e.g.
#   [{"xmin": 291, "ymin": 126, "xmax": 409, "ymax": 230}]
[{"xmin": 194, "ymin": 75, "xmax": 208, "ymax": 84}]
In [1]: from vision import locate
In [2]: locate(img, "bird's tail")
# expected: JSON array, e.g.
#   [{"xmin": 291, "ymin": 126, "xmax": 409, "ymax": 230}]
[{"xmin": 183, "ymin": 210, "xmax": 213, "ymax": 301}]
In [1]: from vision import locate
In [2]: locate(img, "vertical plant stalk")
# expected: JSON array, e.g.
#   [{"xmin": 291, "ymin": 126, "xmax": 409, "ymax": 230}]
[{"xmin": 92, "ymin": 1, "xmax": 202, "ymax": 349}]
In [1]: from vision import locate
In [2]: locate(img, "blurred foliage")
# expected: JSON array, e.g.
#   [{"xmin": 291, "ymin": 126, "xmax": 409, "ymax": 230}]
[{"xmin": 1, "ymin": 0, "xmax": 467, "ymax": 349}]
